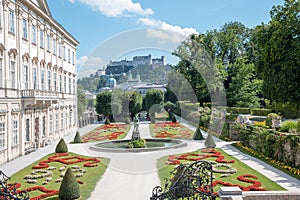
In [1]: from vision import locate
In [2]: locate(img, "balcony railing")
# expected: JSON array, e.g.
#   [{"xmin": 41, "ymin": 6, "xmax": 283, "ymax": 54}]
[{"xmin": 21, "ymin": 89, "xmax": 59, "ymax": 99}]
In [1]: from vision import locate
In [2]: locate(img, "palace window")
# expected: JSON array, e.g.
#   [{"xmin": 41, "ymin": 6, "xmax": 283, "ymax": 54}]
[
  {"xmin": 68, "ymin": 49, "xmax": 70, "ymax": 63},
  {"xmin": 55, "ymin": 114, "xmax": 59, "ymax": 132},
  {"xmin": 0, "ymin": 58, "xmax": 2, "ymax": 88},
  {"xmin": 49, "ymin": 114, "xmax": 53, "ymax": 133},
  {"xmin": 24, "ymin": 65, "xmax": 29, "ymax": 89},
  {"xmin": 9, "ymin": 10, "xmax": 15, "ymax": 33},
  {"xmin": 64, "ymin": 75, "xmax": 66, "ymax": 93},
  {"xmin": 40, "ymin": 30, "xmax": 44, "ymax": 48},
  {"xmin": 32, "ymin": 25, "xmax": 37, "ymax": 44},
  {"xmin": 0, "ymin": 122, "xmax": 5, "ymax": 150},
  {"xmin": 12, "ymin": 120, "xmax": 18, "ymax": 146},
  {"xmin": 48, "ymin": 71, "xmax": 51, "ymax": 91},
  {"xmin": 47, "ymin": 34, "xmax": 51, "ymax": 51},
  {"xmin": 41, "ymin": 69, "xmax": 45, "ymax": 90},
  {"xmin": 22, "ymin": 18, "xmax": 28, "ymax": 39},
  {"xmin": 59, "ymin": 74, "xmax": 62, "ymax": 92},
  {"xmin": 53, "ymin": 39, "xmax": 57, "ymax": 55},
  {"xmin": 61, "ymin": 113, "xmax": 64, "ymax": 129},
  {"xmin": 33, "ymin": 68, "xmax": 37, "ymax": 89},
  {"xmin": 25, "ymin": 119, "xmax": 30, "ymax": 142},
  {"xmin": 69, "ymin": 77, "xmax": 71, "ymax": 93},
  {"xmin": 54, "ymin": 73, "xmax": 57, "ymax": 91},
  {"xmin": 10, "ymin": 61, "xmax": 15, "ymax": 89}
]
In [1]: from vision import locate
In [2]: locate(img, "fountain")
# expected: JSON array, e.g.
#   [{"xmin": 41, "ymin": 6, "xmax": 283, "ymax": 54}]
[{"xmin": 90, "ymin": 115, "xmax": 187, "ymax": 153}]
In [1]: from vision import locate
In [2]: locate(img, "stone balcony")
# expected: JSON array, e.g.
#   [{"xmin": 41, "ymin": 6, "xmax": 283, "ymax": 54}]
[{"xmin": 21, "ymin": 89, "xmax": 59, "ymax": 109}]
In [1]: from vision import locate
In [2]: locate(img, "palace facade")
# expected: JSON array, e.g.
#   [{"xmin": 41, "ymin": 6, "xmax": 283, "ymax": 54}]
[{"xmin": 0, "ymin": 0, "xmax": 78, "ymax": 164}]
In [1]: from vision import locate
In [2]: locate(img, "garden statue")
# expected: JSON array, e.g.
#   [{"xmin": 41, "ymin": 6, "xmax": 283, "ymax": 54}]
[{"xmin": 132, "ymin": 115, "xmax": 141, "ymax": 140}]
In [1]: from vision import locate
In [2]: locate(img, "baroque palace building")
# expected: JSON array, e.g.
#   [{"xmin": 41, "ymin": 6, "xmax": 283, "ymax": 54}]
[{"xmin": 0, "ymin": 0, "xmax": 78, "ymax": 164}]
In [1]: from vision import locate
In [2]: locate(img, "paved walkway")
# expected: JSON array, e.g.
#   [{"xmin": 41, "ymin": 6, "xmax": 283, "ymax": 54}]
[{"xmin": 1, "ymin": 121, "xmax": 300, "ymax": 200}]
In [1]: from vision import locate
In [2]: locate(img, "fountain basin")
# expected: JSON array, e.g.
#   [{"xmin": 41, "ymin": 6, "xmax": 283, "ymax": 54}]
[{"xmin": 89, "ymin": 138, "xmax": 187, "ymax": 153}]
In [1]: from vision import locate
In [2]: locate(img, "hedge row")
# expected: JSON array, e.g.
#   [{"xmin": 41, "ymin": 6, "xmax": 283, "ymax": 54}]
[{"xmin": 223, "ymin": 123, "xmax": 300, "ymax": 168}]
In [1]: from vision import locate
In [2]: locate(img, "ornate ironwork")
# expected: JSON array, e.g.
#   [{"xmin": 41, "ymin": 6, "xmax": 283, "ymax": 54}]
[
  {"xmin": 150, "ymin": 160, "xmax": 216, "ymax": 200},
  {"xmin": 0, "ymin": 171, "xmax": 30, "ymax": 200}
]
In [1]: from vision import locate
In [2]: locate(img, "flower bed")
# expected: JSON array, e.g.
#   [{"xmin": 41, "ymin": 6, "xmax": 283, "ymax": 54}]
[
  {"xmin": 151, "ymin": 122, "xmax": 194, "ymax": 139},
  {"xmin": 82, "ymin": 124, "xmax": 130, "ymax": 142},
  {"xmin": 10, "ymin": 152, "xmax": 110, "ymax": 200},
  {"xmin": 157, "ymin": 148, "xmax": 284, "ymax": 196}
]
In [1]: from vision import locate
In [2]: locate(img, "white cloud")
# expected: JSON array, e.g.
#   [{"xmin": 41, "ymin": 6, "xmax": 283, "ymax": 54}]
[
  {"xmin": 138, "ymin": 18, "xmax": 198, "ymax": 43},
  {"xmin": 77, "ymin": 56, "xmax": 103, "ymax": 67},
  {"xmin": 68, "ymin": 0, "xmax": 153, "ymax": 17}
]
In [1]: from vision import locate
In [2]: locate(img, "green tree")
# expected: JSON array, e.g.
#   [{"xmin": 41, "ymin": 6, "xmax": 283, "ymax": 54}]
[
  {"xmin": 144, "ymin": 89, "xmax": 164, "ymax": 114},
  {"xmin": 226, "ymin": 58, "xmax": 262, "ymax": 107},
  {"xmin": 253, "ymin": 0, "xmax": 300, "ymax": 104},
  {"xmin": 96, "ymin": 91, "xmax": 112, "ymax": 116},
  {"xmin": 129, "ymin": 91, "xmax": 143, "ymax": 115},
  {"xmin": 59, "ymin": 168, "xmax": 80, "ymax": 200},
  {"xmin": 77, "ymin": 85, "xmax": 87, "ymax": 119}
]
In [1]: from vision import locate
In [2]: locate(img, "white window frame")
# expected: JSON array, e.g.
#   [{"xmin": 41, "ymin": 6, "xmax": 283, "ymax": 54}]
[
  {"xmin": 40, "ymin": 30, "xmax": 44, "ymax": 48},
  {"xmin": 0, "ymin": 122, "xmax": 5, "ymax": 151},
  {"xmin": 9, "ymin": 9, "xmax": 15, "ymax": 33},
  {"xmin": 25, "ymin": 119, "xmax": 30, "ymax": 142},
  {"xmin": 49, "ymin": 114, "xmax": 53, "ymax": 133},
  {"xmin": 10, "ymin": 61, "xmax": 15, "ymax": 89},
  {"xmin": 32, "ymin": 25, "xmax": 37, "ymax": 44},
  {"xmin": 24, "ymin": 64, "xmax": 29, "ymax": 89},
  {"xmin": 12, "ymin": 120, "xmax": 18, "ymax": 146},
  {"xmin": 22, "ymin": 18, "xmax": 28, "ymax": 39}
]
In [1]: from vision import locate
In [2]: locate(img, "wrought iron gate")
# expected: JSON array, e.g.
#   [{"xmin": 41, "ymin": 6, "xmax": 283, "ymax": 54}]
[
  {"xmin": 0, "ymin": 171, "xmax": 29, "ymax": 200},
  {"xmin": 150, "ymin": 160, "xmax": 216, "ymax": 200}
]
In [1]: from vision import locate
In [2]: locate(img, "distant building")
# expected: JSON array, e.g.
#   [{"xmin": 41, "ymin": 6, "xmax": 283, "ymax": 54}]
[{"xmin": 105, "ymin": 54, "xmax": 166, "ymax": 75}]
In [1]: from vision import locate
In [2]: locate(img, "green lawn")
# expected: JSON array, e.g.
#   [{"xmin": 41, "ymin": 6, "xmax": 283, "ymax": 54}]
[
  {"xmin": 157, "ymin": 148, "xmax": 285, "ymax": 197},
  {"xmin": 10, "ymin": 152, "xmax": 110, "ymax": 200}
]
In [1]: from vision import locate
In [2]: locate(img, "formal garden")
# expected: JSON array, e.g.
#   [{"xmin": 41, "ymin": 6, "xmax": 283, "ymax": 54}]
[
  {"xmin": 157, "ymin": 148, "xmax": 285, "ymax": 196},
  {"xmin": 4, "ymin": 137, "xmax": 109, "ymax": 200}
]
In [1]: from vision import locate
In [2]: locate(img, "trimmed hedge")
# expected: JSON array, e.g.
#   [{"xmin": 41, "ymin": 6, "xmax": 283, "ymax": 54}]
[
  {"xmin": 55, "ymin": 139, "xmax": 68, "ymax": 153},
  {"xmin": 204, "ymin": 133, "xmax": 216, "ymax": 148},
  {"xmin": 251, "ymin": 108, "xmax": 272, "ymax": 116},
  {"xmin": 193, "ymin": 127, "xmax": 204, "ymax": 140},
  {"xmin": 230, "ymin": 107, "xmax": 251, "ymax": 114},
  {"xmin": 59, "ymin": 168, "xmax": 80, "ymax": 200}
]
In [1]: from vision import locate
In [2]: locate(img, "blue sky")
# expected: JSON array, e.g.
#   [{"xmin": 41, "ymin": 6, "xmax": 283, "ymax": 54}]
[{"xmin": 47, "ymin": 0, "xmax": 284, "ymax": 78}]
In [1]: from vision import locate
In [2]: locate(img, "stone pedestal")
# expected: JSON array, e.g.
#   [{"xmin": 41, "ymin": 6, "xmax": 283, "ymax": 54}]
[{"xmin": 218, "ymin": 187, "xmax": 243, "ymax": 200}]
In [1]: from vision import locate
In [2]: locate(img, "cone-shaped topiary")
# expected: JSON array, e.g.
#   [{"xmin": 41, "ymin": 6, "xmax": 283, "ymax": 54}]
[
  {"xmin": 73, "ymin": 131, "xmax": 82, "ymax": 143},
  {"xmin": 125, "ymin": 117, "xmax": 131, "ymax": 124},
  {"xmin": 171, "ymin": 115, "xmax": 177, "ymax": 123},
  {"xmin": 55, "ymin": 138, "xmax": 68, "ymax": 153},
  {"xmin": 193, "ymin": 127, "xmax": 204, "ymax": 140},
  {"xmin": 104, "ymin": 117, "xmax": 110, "ymax": 124},
  {"xmin": 59, "ymin": 168, "xmax": 80, "ymax": 200},
  {"xmin": 204, "ymin": 133, "xmax": 216, "ymax": 148}
]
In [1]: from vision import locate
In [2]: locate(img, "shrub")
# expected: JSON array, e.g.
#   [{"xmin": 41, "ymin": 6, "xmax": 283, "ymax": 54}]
[
  {"xmin": 127, "ymin": 139, "xmax": 146, "ymax": 148},
  {"xmin": 193, "ymin": 127, "xmax": 204, "ymax": 140},
  {"xmin": 73, "ymin": 131, "xmax": 82, "ymax": 143},
  {"xmin": 230, "ymin": 107, "xmax": 251, "ymax": 114},
  {"xmin": 199, "ymin": 114, "xmax": 210, "ymax": 128},
  {"xmin": 59, "ymin": 168, "xmax": 80, "ymax": 200},
  {"xmin": 104, "ymin": 117, "xmax": 110, "ymax": 124},
  {"xmin": 297, "ymin": 119, "xmax": 300, "ymax": 132},
  {"xmin": 55, "ymin": 139, "xmax": 68, "ymax": 153},
  {"xmin": 125, "ymin": 117, "xmax": 131, "ymax": 124},
  {"xmin": 204, "ymin": 133, "xmax": 216, "ymax": 148},
  {"xmin": 251, "ymin": 108, "xmax": 273, "ymax": 116},
  {"xmin": 171, "ymin": 115, "xmax": 177, "ymax": 123},
  {"xmin": 280, "ymin": 120, "xmax": 298, "ymax": 132}
]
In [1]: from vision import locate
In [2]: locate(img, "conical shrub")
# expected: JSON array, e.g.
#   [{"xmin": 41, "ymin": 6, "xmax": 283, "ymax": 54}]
[
  {"xmin": 73, "ymin": 131, "xmax": 82, "ymax": 143},
  {"xmin": 59, "ymin": 168, "xmax": 80, "ymax": 200},
  {"xmin": 55, "ymin": 138, "xmax": 68, "ymax": 153},
  {"xmin": 171, "ymin": 115, "xmax": 177, "ymax": 123},
  {"xmin": 193, "ymin": 127, "xmax": 204, "ymax": 140},
  {"xmin": 204, "ymin": 133, "xmax": 216, "ymax": 148},
  {"xmin": 104, "ymin": 117, "xmax": 110, "ymax": 125}
]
